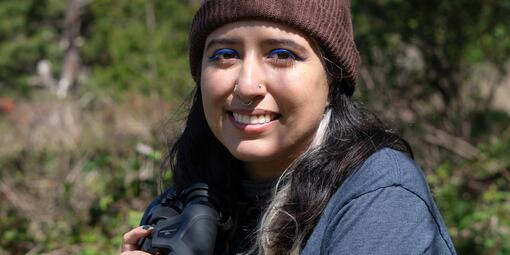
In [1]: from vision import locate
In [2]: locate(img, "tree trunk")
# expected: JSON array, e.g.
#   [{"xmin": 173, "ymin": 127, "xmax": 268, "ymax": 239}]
[{"xmin": 57, "ymin": 0, "xmax": 81, "ymax": 98}]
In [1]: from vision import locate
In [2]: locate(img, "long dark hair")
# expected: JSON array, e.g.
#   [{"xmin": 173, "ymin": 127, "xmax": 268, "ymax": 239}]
[{"xmin": 164, "ymin": 69, "xmax": 412, "ymax": 254}]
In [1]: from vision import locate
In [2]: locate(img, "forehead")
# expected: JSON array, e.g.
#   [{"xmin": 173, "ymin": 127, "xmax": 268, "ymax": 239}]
[{"xmin": 205, "ymin": 20, "xmax": 315, "ymax": 47}]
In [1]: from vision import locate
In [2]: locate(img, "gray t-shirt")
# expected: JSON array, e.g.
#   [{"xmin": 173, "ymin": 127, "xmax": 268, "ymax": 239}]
[
  {"xmin": 301, "ymin": 148, "xmax": 457, "ymax": 254},
  {"xmin": 141, "ymin": 148, "xmax": 457, "ymax": 254}
]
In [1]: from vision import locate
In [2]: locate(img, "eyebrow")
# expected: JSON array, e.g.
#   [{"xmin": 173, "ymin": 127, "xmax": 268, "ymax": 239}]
[
  {"xmin": 205, "ymin": 38, "xmax": 241, "ymax": 51},
  {"xmin": 205, "ymin": 37, "xmax": 308, "ymax": 53},
  {"xmin": 261, "ymin": 38, "xmax": 308, "ymax": 53}
]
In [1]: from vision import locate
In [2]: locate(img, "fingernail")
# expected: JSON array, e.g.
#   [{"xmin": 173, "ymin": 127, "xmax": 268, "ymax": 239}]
[{"xmin": 141, "ymin": 225, "xmax": 153, "ymax": 230}]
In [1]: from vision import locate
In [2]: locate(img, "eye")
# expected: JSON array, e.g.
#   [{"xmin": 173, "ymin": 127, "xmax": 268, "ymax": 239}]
[
  {"xmin": 267, "ymin": 49, "xmax": 302, "ymax": 61},
  {"xmin": 208, "ymin": 48, "xmax": 240, "ymax": 61},
  {"xmin": 266, "ymin": 49, "xmax": 304, "ymax": 66}
]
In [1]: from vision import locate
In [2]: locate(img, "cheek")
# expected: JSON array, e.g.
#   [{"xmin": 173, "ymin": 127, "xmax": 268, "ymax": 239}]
[
  {"xmin": 201, "ymin": 90, "xmax": 223, "ymax": 133},
  {"xmin": 201, "ymin": 67, "xmax": 236, "ymax": 97},
  {"xmin": 272, "ymin": 69, "xmax": 329, "ymax": 113},
  {"xmin": 201, "ymin": 69, "xmax": 231, "ymax": 106},
  {"xmin": 200, "ymin": 69, "xmax": 235, "ymax": 133}
]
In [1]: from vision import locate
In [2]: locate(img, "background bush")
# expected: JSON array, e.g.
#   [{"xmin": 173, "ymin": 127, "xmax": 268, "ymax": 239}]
[{"xmin": 0, "ymin": 1, "xmax": 508, "ymax": 254}]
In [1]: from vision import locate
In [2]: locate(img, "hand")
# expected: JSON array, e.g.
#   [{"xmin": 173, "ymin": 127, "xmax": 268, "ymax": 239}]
[{"xmin": 120, "ymin": 225, "xmax": 153, "ymax": 254}]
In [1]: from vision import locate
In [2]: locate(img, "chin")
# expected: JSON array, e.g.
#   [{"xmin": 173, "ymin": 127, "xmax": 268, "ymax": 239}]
[
  {"xmin": 227, "ymin": 144, "xmax": 275, "ymax": 162},
  {"xmin": 230, "ymin": 150, "xmax": 268, "ymax": 162}
]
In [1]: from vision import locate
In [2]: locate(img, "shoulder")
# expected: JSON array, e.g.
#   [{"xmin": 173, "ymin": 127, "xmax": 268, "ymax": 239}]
[
  {"xmin": 303, "ymin": 185, "xmax": 456, "ymax": 255},
  {"xmin": 333, "ymin": 148, "xmax": 433, "ymax": 207},
  {"xmin": 301, "ymin": 148, "xmax": 458, "ymax": 255}
]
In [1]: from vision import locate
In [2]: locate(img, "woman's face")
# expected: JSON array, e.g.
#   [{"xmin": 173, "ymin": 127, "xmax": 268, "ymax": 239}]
[{"xmin": 200, "ymin": 21, "xmax": 329, "ymax": 180}]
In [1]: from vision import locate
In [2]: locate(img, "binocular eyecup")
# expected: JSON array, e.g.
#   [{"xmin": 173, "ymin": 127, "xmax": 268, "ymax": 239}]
[{"xmin": 139, "ymin": 183, "xmax": 225, "ymax": 255}]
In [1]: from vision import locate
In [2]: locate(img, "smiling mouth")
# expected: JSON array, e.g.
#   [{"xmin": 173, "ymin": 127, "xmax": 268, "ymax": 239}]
[{"xmin": 228, "ymin": 111, "xmax": 281, "ymax": 125}]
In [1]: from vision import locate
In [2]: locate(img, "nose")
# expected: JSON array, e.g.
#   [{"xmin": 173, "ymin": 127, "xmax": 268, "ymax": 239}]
[{"xmin": 234, "ymin": 54, "xmax": 267, "ymax": 104}]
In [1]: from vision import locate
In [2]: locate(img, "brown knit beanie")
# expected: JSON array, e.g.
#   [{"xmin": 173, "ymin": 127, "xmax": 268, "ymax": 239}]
[{"xmin": 189, "ymin": 0, "xmax": 361, "ymax": 87}]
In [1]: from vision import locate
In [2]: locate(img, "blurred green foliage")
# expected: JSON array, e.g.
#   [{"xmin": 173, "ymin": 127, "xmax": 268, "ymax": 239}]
[
  {"xmin": 81, "ymin": 0, "xmax": 195, "ymax": 99},
  {"xmin": 0, "ymin": 0, "xmax": 509, "ymax": 254},
  {"xmin": 0, "ymin": 0, "xmax": 65, "ymax": 96},
  {"xmin": 430, "ymin": 134, "xmax": 510, "ymax": 253}
]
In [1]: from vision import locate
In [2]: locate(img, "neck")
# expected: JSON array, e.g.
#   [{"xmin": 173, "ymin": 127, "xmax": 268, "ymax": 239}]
[{"xmin": 243, "ymin": 158, "xmax": 293, "ymax": 181}]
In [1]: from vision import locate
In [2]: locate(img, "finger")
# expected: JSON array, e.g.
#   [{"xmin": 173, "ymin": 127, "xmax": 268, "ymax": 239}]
[
  {"xmin": 120, "ymin": 251, "xmax": 152, "ymax": 255},
  {"xmin": 121, "ymin": 225, "xmax": 154, "ymax": 252}
]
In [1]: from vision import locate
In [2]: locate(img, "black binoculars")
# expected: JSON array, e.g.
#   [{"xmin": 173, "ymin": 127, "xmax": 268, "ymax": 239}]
[{"xmin": 138, "ymin": 183, "xmax": 225, "ymax": 255}]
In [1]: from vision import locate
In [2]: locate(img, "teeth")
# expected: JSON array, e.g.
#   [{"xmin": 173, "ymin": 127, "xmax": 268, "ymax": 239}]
[{"xmin": 233, "ymin": 112, "xmax": 275, "ymax": 125}]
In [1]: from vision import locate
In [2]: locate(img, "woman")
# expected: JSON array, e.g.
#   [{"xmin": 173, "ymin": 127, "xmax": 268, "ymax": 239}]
[{"xmin": 121, "ymin": 0, "xmax": 457, "ymax": 254}]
